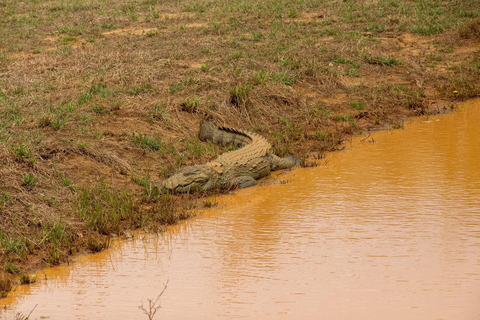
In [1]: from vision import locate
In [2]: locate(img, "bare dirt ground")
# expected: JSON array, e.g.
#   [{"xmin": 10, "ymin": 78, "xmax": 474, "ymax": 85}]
[{"xmin": 0, "ymin": 0, "xmax": 479, "ymax": 295}]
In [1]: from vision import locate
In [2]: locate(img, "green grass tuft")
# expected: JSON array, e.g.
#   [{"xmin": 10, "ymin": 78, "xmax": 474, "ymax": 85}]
[
  {"xmin": 22, "ymin": 173, "xmax": 38, "ymax": 189},
  {"xmin": 132, "ymin": 134, "xmax": 162, "ymax": 151},
  {"xmin": 349, "ymin": 101, "xmax": 365, "ymax": 110}
]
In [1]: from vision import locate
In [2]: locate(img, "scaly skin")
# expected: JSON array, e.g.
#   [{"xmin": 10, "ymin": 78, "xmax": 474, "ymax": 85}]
[{"xmin": 155, "ymin": 122, "xmax": 300, "ymax": 193}]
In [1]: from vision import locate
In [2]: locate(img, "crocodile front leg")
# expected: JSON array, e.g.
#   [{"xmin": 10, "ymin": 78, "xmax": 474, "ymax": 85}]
[{"xmin": 231, "ymin": 176, "xmax": 257, "ymax": 189}]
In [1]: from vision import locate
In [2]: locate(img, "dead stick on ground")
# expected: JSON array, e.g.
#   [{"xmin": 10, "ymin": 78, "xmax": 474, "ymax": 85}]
[
  {"xmin": 26, "ymin": 304, "xmax": 37, "ymax": 319},
  {"xmin": 138, "ymin": 280, "xmax": 169, "ymax": 320},
  {"xmin": 359, "ymin": 132, "xmax": 372, "ymax": 143}
]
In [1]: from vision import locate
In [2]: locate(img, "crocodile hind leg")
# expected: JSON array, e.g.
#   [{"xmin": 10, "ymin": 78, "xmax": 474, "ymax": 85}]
[
  {"xmin": 268, "ymin": 154, "xmax": 301, "ymax": 171},
  {"xmin": 231, "ymin": 176, "xmax": 257, "ymax": 189}
]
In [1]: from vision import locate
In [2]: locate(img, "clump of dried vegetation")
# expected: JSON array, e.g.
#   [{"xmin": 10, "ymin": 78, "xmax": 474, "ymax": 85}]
[{"xmin": 0, "ymin": 0, "xmax": 479, "ymax": 297}]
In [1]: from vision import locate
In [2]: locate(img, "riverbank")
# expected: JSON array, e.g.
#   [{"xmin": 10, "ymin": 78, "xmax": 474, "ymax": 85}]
[
  {"xmin": 0, "ymin": 0, "xmax": 479, "ymax": 296},
  {"xmin": 3, "ymin": 99, "xmax": 480, "ymax": 319}
]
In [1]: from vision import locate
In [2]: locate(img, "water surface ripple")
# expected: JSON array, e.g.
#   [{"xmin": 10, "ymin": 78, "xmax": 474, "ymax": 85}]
[{"xmin": 2, "ymin": 100, "xmax": 480, "ymax": 320}]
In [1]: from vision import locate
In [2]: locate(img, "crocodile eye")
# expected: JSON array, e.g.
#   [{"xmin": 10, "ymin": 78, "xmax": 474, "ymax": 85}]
[{"xmin": 183, "ymin": 170, "xmax": 199, "ymax": 177}]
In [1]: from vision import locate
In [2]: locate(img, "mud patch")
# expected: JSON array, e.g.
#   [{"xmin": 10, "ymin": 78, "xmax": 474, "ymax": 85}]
[
  {"xmin": 189, "ymin": 62, "xmax": 204, "ymax": 69},
  {"xmin": 102, "ymin": 27, "xmax": 157, "ymax": 36},
  {"xmin": 381, "ymin": 34, "xmax": 436, "ymax": 57},
  {"xmin": 184, "ymin": 22, "xmax": 206, "ymax": 28},
  {"xmin": 285, "ymin": 11, "xmax": 326, "ymax": 23},
  {"xmin": 293, "ymin": 85, "xmax": 319, "ymax": 98},
  {"xmin": 320, "ymin": 93, "xmax": 348, "ymax": 105}
]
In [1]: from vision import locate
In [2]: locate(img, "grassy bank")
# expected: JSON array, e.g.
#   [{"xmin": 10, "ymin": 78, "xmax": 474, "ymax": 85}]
[{"xmin": 0, "ymin": 0, "xmax": 479, "ymax": 296}]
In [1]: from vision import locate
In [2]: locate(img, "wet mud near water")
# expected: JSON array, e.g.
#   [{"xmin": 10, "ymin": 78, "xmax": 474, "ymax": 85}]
[{"xmin": 2, "ymin": 99, "xmax": 480, "ymax": 319}]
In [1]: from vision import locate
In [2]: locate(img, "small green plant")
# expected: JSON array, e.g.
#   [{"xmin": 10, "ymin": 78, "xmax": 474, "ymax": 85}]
[
  {"xmin": 130, "ymin": 83, "xmax": 152, "ymax": 95},
  {"xmin": 200, "ymin": 64, "xmax": 209, "ymax": 71},
  {"xmin": 320, "ymin": 27, "xmax": 339, "ymax": 36},
  {"xmin": 169, "ymin": 84, "xmax": 182, "ymax": 93},
  {"xmin": 4, "ymin": 238, "xmax": 27, "ymax": 258},
  {"xmin": 334, "ymin": 114, "xmax": 354, "ymax": 122},
  {"xmin": 60, "ymin": 36, "xmax": 76, "ymax": 44},
  {"xmin": 347, "ymin": 66, "xmax": 361, "ymax": 77},
  {"xmin": 148, "ymin": 103, "xmax": 170, "ymax": 123},
  {"xmin": 212, "ymin": 22, "xmax": 220, "ymax": 33},
  {"xmin": 364, "ymin": 54, "xmax": 401, "ymax": 66},
  {"xmin": 150, "ymin": 8, "xmax": 160, "ymax": 20},
  {"xmin": 344, "ymin": 31, "xmax": 364, "ymax": 40},
  {"xmin": 41, "ymin": 194, "xmax": 58, "ymax": 207},
  {"xmin": 288, "ymin": 7, "xmax": 298, "ymax": 18},
  {"xmin": 134, "ymin": 173, "xmax": 160, "ymax": 199},
  {"xmin": 252, "ymin": 31, "xmax": 263, "ymax": 41},
  {"xmin": 185, "ymin": 139, "xmax": 216, "ymax": 158},
  {"xmin": 42, "ymin": 221, "xmax": 75, "ymax": 265},
  {"xmin": 279, "ymin": 117, "xmax": 303, "ymax": 139},
  {"xmin": 333, "ymin": 56, "xmax": 353, "ymax": 64},
  {"xmin": 0, "ymin": 190, "xmax": 12, "ymax": 210},
  {"xmin": 202, "ymin": 197, "xmax": 218, "ymax": 208},
  {"xmin": 312, "ymin": 130, "xmax": 327, "ymax": 141},
  {"xmin": 37, "ymin": 102, "xmax": 74, "ymax": 131},
  {"xmin": 133, "ymin": 174, "xmax": 150, "ymax": 188},
  {"xmin": 231, "ymin": 51, "xmax": 243, "ymax": 59},
  {"xmin": 230, "ymin": 84, "xmax": 251, "ymax": 107},
  {"xmin": 87, "ymin": 234, "xmax": 110, "ymax": 252},
  {"xmin": 0, "ymin": 279, "xmax": 12, "ymax": 298},
  {"xmin": 410, "ymin": 24, "xmax": 444, "ymax": 35},
  {"xmin": 22, "ymin": 173, "xmax": 38, "ymax": 189},
  {"xmin": 149, "ymin": 103, "xmax": 170, "ymax": 123},
  {"xmin": 145, "ymin": 29, "xmax": 158, "ymax": 37},
  {"xmin": 256, "ymin": 69, "xmax": 268, "ymax": 84},
  {"xmin": 349, "ymin": 101, "xmax": 365, "ymax": 110},
  {"xmin": 91, "ymin": 105, "xmax": 105, "ymax": 114},
  {"xmin": 366, "ymin": 22, "xmax": 385, "ymax": 33},
  {"xmin": 77, "ymin": 91, "xmax": 93, "ymax": 105},
  {"xmin": 101, "ymin": 22, "xmax": 116, "ymax": 30},
  {"xmin": 309, "ymin": 102, "xmax": 333, "ymax": 117},
  {"xmin": 59, "ymin": 172, "xmax": 72, "ymax": 186},
  {"xmin": 149, "ymin": 191, "xmax": 188, "ymax": 225},
  {"xmin": 132, "ymin": 133, "xmax": 162, "ymax": 151},
  {"xmin": 20, "ymin": 274, "xmax": 37, "ymax": 285},
  {"xmin": 89, "ymin": 82, "xmax": 113, "ymax": 98},
  {"xmin": 11, "ymin": 144, "xmax": 33, "ymax": 162},
  {"xmin": 180, "ymin": 96, "xmax": 200, "ymax": 113},
  {"xmin": 181, "ymin": 77, "xmax": 192, "ymax": 87},
  {"xmin": 38, "ymin": 115, "xmax": 67, "ymax": 130},
  {"xmin": 273, "ymin": 72, "xmax": 295, "ymax": 85},
  {"xmin": 45, "ymin": 222, "xmax": 68, "ymax": 245},
  {"xmin": 5, "ymin": 262, "xmax": 19, "ymax": 274},
  {"xmin": 58, "ymin": 25, "xmax": 83, "ymax": 36}
]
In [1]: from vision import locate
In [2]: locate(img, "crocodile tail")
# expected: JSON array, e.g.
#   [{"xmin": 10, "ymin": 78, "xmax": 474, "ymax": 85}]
[
  {"xmin": 198, "ymin": 121, "xmax": 218, "ymax": 142},
  {"xmin": 199, "ymin": 121, "xmax": 252, "ymax": 147}
]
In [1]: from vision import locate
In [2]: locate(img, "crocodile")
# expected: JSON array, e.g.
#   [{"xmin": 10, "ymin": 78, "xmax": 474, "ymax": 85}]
[{"xmin": 155, "ymin": 121, "xmax": 300, "ymax": 193}]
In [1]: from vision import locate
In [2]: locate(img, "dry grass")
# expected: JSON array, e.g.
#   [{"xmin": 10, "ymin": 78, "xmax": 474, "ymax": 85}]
[
  {"xmin": 0, "ymin": 0, "xmax": 479, "ymax": 294},
  {"xmin": 459, "ymin": 18, "xmax": 480, "ymax": 40}
]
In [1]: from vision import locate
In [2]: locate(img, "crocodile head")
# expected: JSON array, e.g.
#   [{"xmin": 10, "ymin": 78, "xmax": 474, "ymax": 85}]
[{"xmin": 156, "ymin": 165, "xmax": 218, "ymax": 193}]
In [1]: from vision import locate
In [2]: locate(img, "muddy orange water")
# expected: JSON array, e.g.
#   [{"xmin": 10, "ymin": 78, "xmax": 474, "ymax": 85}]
[{"xmin": 2, "ymin": 100, "xmax": 480, "ymax": 320}]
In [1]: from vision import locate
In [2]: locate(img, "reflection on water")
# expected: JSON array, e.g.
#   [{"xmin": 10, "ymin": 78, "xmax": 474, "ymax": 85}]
[{"xmin": 2, "ymin": 100, "xmax": 480, "ymax": 320}]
